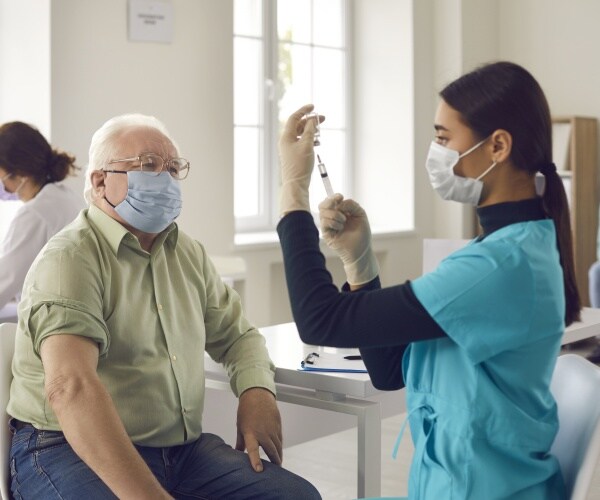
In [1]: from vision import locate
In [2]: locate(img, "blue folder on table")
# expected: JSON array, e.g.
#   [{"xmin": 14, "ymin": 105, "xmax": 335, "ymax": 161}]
[{"xmin": 299, "ymin": 351, "xmax": 368, "ymax": 373}]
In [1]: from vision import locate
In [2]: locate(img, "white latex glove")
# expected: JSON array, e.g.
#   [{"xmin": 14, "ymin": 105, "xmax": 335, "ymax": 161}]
[
  {"xmin": 319, "ymin": 194, "xmax": 379, "ymax": 286},
  {"xmin": 278, "ymin": 104, "xmax": 321, "ymax": 215}
]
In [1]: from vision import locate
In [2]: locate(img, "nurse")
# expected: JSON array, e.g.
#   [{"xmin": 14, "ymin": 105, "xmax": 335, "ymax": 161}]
[
  {"xmin": 277, "ymin": 61, "xmax": 579, "ymax": 499},
  {"xmin": 0, "ymin": 122, "xmax": 84, "ymax": 309}
]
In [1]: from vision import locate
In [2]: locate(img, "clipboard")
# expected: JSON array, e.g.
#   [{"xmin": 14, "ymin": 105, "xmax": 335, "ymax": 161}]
[{"xmin": 299, "ymin": 351, "xmax": 368, "ymax": 373}]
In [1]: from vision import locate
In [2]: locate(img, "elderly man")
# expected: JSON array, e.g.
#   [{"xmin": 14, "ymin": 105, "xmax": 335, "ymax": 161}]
[{"xmin": 7, "ymin": 114, "xmax": 320, "ymax": 499}]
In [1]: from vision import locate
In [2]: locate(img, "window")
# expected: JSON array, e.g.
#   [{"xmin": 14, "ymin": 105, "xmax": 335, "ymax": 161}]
[{"xmin": 234, "ymin": 0, "xmax": 350, "ymax": 233}]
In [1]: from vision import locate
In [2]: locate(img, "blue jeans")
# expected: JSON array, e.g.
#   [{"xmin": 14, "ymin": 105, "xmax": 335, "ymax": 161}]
[{"xmin": 9, "ymin": 421, "xmax": 321, "ymax": 500}]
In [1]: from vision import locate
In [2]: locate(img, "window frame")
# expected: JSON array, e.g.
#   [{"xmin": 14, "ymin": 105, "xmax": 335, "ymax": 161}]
[{"xmin": 234, "ymin": 0, "xmax": 353, "ymax": 234}]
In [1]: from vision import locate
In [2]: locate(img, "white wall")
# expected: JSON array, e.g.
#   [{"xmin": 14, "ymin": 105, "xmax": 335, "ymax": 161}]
[
  {"xmin": 353, "ymin": 0, "xmax": 414, "ymax": 233},
  {"xmin": 499, "ymin": 0, "xmax": 600, "ymax": 129},
  {"xmin": 0, "ymin": 0, "xmax": 52, "ymax": 238},
  {"xmin": 0, "ymin": 0, "xmax": 51, "ymax": 135},
  {"xmin": 428, "ymin": 0, "xmax": 501, "ymax": 239}
]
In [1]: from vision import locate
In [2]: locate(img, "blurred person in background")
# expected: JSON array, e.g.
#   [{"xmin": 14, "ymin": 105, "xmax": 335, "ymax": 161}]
[{"xmin": 0, "ymin": 121, "xmax": 84, "ymax": 309}]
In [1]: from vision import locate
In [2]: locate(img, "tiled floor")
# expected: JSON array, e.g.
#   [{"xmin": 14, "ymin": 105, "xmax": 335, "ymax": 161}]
[
  {"xmin": 283, "ymin": 345, "xmax": 600, "ymax": 500},
  {"xmin": 284, "ymin": 412, "xmax": 412, "ymax": 499}
]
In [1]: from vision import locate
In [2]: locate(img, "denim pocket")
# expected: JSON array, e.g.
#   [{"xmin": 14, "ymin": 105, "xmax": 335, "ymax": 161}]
[
  {"xmin": 10, "ymin": 429, "xmax": 32, "ymax": 448},
  {"xmin": 34, "ymin": 430, "xmax": 68, "ymax": 454}
]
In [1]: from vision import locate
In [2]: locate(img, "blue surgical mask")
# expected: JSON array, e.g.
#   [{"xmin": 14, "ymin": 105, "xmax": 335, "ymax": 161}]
[
  {"xmin": 425, "ymin": 139, "xmax": 497, "ymax": 206},
  {"xmin": 0, "ymin": 173, "xmax": 20, "ymax": 201},
  {"xmin": 105, "ymin": 171, "xmax": 182, "ymax": 233}
]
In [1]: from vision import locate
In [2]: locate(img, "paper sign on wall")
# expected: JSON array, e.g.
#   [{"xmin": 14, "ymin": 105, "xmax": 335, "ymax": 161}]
[{"xmin": 128, "ymin": 0, "xmax": 173, "ymax": 43}]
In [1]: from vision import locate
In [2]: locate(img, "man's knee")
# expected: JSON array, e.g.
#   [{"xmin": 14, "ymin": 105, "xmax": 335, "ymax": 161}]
[{"xmin": 261, "ymin": 461, "xmax": 322, "ymax": 500}]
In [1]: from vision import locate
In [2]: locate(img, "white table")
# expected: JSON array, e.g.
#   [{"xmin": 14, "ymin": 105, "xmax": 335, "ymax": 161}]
[
  {"xmin": 562, "ymin": 307, "xmax": 600, "ymax": 344},
  {"xmin": 0, "ymin": 302, "xmax": 17, "ymax": 324},
  {"xmin": 203, "ymin": 309, "xmax": 600, "ymax": 498},
  {"xmin": 204, "ymin": 322, "xmax": 387, "ymax": 498}
]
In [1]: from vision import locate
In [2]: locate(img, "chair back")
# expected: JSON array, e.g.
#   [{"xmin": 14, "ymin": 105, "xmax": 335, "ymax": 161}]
[
  {"xmin": 0, "ymin": 323, "xmax": 16, "ymax": 500},
  {"xmin": 550, "ymin": 354, "xmax": 600, "ymax": 500}
]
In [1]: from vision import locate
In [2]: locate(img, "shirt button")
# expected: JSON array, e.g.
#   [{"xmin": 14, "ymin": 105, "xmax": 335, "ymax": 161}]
[
  {"xmin": 157, "ymin": 304, "xmax": 163, "ymax": 311},
  {"xmin": 182, "ymin": 408, "xmax": 187, "ymax": 414},
  {"xmin": 171, "ymin": 354, "xmax": 177, "ymax": 361}
]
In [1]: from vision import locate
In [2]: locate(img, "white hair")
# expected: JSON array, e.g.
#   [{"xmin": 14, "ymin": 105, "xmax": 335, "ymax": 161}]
[{"xmin": 83, "ymin": 113, "xmax": 179, "ymax": 204}]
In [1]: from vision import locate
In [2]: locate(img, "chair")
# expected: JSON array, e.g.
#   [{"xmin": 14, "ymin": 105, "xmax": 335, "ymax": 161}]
[
  {"xmin": 0, "ymin": 322, "xmax": 17, "ymax": 500},
  {"xmin": 550, "ymin": 353, "xmax": 600, "ymax": 500}
]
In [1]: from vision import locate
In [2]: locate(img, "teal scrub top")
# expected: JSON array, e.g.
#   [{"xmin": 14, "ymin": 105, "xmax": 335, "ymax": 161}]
[{"xmin": 408, "ymin": 219, "xmax": 566, "ymax": 500}]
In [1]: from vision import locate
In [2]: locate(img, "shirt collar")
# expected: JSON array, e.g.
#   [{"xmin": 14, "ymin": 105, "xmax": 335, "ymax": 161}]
[
  {"xmin": 476, "ymin": 197, "xmax": 547, "ymax": 240},
  {"xmin": 87, "ymin": 204, "xmax": 179, "ymax": 255}
]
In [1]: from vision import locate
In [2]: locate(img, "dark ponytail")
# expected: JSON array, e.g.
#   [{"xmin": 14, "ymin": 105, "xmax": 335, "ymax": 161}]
[
  {"xmin": 540, "ymin": 164, "xmax": 580, "ymax": 325},
  {"xmin": 440, "ymin": 61, "xmax": 580, "ymax": 326},
  {"xmin": 0, "ymin": 121, "xmax": 78, "ymax": 186},
  {"xmin": 47, "ymin": 149, "xmax": 78, "ymax": 183}
]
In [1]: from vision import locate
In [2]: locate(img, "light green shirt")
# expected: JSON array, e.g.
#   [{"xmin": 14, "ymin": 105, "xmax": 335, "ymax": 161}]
[{"xmin": 8, "ymin": 205, "xmax": 275, "ymax": 446}]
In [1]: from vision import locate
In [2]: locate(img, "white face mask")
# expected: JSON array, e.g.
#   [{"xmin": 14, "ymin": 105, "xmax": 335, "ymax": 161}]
[
  {"xmin": 0, "ymin": 173, "xmax": 25, "ymax": 201},
  {"xmin": 425, "ymin": 139, "xmax": 497, "ymax": 206}
]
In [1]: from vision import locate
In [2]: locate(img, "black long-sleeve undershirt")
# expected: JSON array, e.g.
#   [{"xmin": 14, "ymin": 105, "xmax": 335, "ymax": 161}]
[
  {"xmin": 276, "ymin": 198, "xmax": 548, "ymax": 390},
  {"xmin": 277, "ymin": 211, "xmax": 446, "ymax": 389}
]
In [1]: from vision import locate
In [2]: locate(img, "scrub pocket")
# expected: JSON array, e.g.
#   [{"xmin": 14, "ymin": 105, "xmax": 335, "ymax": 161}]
[{"xmin": 411, "ymin": 414, "xmax": 453, "ymax": 500}]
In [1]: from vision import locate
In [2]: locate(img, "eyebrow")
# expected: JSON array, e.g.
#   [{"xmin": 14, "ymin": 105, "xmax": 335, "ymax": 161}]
[{"xmin": 434, "ymin": 124, "xmax": 449, "ymax": 132}]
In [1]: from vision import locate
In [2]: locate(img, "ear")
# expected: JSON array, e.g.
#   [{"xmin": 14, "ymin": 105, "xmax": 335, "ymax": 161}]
[
  {"xmin": 489, "ymin": 129, "xmax": 512, "ymax": 163},
  {"xmin": 90, "ymin": 170, "xmax": 106, "ymax": 201}
]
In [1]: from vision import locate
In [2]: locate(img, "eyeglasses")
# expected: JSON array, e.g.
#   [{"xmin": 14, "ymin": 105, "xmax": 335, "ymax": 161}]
[
  {"xmin": 301, "ymin": 352, "xmax": 320, "ymax": 368},
  {"xmin": 105, "ymin": 153, "xmax": 190, "ymax": 180}
]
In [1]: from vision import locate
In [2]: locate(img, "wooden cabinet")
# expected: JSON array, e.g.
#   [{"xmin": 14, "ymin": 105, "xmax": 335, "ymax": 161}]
[{"xmin": 553, "ymin": 116, "xmax": 598, "ymax": 306}]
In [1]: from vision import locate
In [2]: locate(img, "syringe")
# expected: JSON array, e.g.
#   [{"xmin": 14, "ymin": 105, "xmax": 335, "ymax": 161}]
[
  {"xmin": 304, "ymin": 111, "xmax": 334, "ymax": 196},
  {"xmin": 317, "ymin": 154, "xmax": 334, "ymax": 197}
]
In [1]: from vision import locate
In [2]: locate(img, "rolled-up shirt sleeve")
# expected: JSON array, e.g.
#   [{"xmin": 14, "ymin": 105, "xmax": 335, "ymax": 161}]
[{"xmin": 19, "ymin": 242, "xmax": 109, "ymax": 358}]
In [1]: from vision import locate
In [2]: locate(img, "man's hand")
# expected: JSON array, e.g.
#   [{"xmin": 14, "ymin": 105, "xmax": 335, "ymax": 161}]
[{"xmin": 236, "ymin": 387, "xmax": 282, "ymax": 472}]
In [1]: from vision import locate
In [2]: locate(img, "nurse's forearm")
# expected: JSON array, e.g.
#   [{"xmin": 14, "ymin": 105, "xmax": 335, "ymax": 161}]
[{"xmin": 277, "ymin": 211, "xmax": 447, "ymax": 348}]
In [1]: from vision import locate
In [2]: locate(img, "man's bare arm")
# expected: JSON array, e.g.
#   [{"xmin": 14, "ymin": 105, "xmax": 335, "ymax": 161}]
[{"xmin": 41, "ymin": 334, "xmax": 172, "ymax": 499}]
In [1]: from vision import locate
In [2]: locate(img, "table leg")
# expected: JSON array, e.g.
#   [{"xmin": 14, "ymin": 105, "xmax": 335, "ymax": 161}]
[
  {"xmin": 272, "ymin": 387, "xmax": 382, "ymax": 498},
  {"xmin": 358, "ymin": 400, "xmax": 381, "ymax": 497},
  {"xmin": 204, "ymin": 381, "xmax": 383, "ymax": 497}
]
